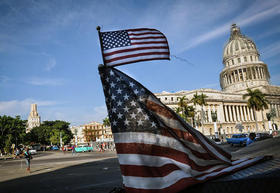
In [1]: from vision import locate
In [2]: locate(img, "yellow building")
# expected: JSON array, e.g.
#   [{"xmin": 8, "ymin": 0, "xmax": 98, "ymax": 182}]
[{"xmin": 83, "ymin": 121, "xmax": 113, "ymax": 143}]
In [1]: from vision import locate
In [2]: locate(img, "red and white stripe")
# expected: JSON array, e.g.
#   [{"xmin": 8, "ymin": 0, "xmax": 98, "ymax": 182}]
[
  {"xmin": 113, "ymin": 95, "xmax": 265, "ymax": 192},
  {"xmin": 103, "ymin": 28, "xmax": 169, "ymax": 66}
]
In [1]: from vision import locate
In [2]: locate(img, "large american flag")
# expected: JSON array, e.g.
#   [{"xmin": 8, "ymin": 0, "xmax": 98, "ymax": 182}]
[
  {"xmin": 99, "ymin": 28, "xmax": 170, "ymax": 67},
  {"xmin": 99, "ymin": 66, "xmax": 265, "ymax": 193}
]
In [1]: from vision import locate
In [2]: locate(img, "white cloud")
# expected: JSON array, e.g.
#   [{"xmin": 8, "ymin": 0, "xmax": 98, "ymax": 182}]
[
  {"xmin": 0, "ymin": 98, "xmax": 58, "ymax": 118},
  {"xmin": 0, "ymin": 75, "xmax": 10, "ymax": 83},
  {"xmin": 261, "ymin": 41, "xmax": 280, "ymax": 59},
  {"xmin": 25, "ymin": 77, "xmax": 65, "ymax": 86},
  {"xmin": 178, "ymin": 1, "xmax": 280, "ymax": 53},
  {"xmin": 44, "ymin": 57, "xmax": 56, "ymax": 71}
]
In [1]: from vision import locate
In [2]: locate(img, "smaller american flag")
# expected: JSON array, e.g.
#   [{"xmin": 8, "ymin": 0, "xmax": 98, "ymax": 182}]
[{"xmin": 99, "ymin": 28, "xmax": 170, "ymax": 67}]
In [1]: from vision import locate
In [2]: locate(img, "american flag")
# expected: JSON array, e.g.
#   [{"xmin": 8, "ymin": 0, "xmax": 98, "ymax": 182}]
[
  {"xmin": 99, "ymin": 28, "xmax": 170, "ymax": 67},
  {"xmin": 99, "ymin": 66, "xmax": 265, "ymax": 193}
]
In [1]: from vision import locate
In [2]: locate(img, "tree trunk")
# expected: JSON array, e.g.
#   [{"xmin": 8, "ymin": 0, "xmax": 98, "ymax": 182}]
[
  {"xmin": 261, "ymin": 110, "xmax": 265, "ymax": 131},
  {"xmin": 253, "ymin": 107, "xmax": 259, "ymax": 132}
]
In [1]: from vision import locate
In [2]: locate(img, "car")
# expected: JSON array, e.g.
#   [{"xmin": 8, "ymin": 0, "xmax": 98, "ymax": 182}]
[
  {"xmin": 75, "ymin": 145, "xmax": 93, "ymax": 152},
  {"xmin": 213, "ymin": 138, "xmax": 222, "ymax": 145},
  {"xmin": 28, "ymin": 149, "xmax": 37, "ymax": 155},
  {"xmin": 51, "ymin": 146, "xmax": 59, "ymax": 150},
  {"xmin": 255, "ymin": 133, "xmax": 273, "ymax": 141},
  {"xmin": 226, "ymin": 134, "xmax": 248, "ymax": 146}
]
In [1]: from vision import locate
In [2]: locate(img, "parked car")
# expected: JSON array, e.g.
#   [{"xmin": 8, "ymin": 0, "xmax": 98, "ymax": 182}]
[
  {"xmin": 75, "ymin": 145, "xmax": 93, "ymax": 152},
  {"xmin": 226, "ymin": 134, "xmax": 248, "ymax": 146},
  {"xmin": 255, "ymin": 133, "xmax": 273, "ymax": 141},
  {"xmin": 28, "ymin": 148, "xmax": 37, "ymax": 155},
  {"xmin": 213, "ymin": 138, "xmax": 222, "ymax": 145},
  {"xmin": 51, "ymin": 146, "xmax": 59, "ymax": 150}
]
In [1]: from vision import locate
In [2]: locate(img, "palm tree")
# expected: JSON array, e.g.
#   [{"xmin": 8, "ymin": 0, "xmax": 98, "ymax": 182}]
[
  {"xmin": 103, "ymin": 117, "xmax": 111, "ymax": 128},
  {"xmin": 185, "ymin": 105, "xmax": 195, "ymax": 127},
  {"xmin": 242, "ymin": 88, "xmax": 269, "ymax": 131},
  {"xmin": 177, "ymin": 96, "xmax": 189, "ymax": 120},
  {"xmin": 191, "ymin": 92, "xmax": 208, "ymax": 132}
]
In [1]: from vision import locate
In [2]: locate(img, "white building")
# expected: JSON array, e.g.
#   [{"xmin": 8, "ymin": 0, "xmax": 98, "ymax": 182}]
[
  {"xmin": 155, "ymin": 24, "xmax": 280, "ymax": 137},
  {"xmin": 26, "ymin": 104, "xmax": 41, "ymax": 133}
]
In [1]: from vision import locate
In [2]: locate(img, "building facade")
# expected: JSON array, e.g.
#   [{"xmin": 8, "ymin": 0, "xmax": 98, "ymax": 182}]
[
  {"xmin": 155, "ymin": 24, "xmax": 280, "ymax": 137},
  {"xmin": 26, "ymin": 104, "xmax": 41, "ymax": 133},
  {"xmin": 83, "ymin": 121, "xmax": 113, "ymax": 143}
]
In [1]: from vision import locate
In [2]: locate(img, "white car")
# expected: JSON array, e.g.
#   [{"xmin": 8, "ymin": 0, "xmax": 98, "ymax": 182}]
[{"xmin": 28, "ymin": 149, "xmax": 37, "ymax": 155}]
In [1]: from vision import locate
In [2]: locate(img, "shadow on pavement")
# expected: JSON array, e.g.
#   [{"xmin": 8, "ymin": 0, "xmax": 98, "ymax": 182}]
[{"xmin": 0, "ymin": 158, "xmax": 122, "ymax": 193}]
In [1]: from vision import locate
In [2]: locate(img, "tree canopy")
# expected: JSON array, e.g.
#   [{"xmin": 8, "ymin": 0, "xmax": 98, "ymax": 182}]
[
  {"xmin": 0, "ymin": 115, "xmax": 27, "ymax": 154},
  {"xmin": 27, "ymin": 120, "xmax": 72, "ymax": 145}
]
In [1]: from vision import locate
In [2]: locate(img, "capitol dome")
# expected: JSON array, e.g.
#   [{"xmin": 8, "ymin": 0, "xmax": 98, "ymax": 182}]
[
  {"xmin": 223, "ymin": 24, "xmax": 259, "ymax": 64},
  {"xmin": 220, "ymin": 24, "xmax": 270, "ymax": 93}
]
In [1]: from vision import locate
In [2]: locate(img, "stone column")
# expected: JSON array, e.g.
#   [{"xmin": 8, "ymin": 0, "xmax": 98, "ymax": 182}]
[
  {"xmin": 229, "ymin": 106, "xmax": 233, "ymax": 122},
  {"xmin": 208, "ymin": 105, "xmax": 212, "ymax": 123},
  {"xmin": 243, "ymin": 106, "xmax": 248, "ymax": 121},
  {"xmin": 224, "ymin": 105, "xmax": 229, "ymax": 122},
  {"xmin": 236, "ymin": 105, "xmax": 241, "ymax": 121},
  {"xmin": 246, "ymin": 107, "xmax": 251, "ymax": 121},
  {"xmin": 240, "ymin": 106, "xmax": 244, "ymax": 121},
  {"xmin": 250, "ymin": 108, "xmax": 255, "ymax": 121},
  {"xmin": 218, "ymin": 104, "xmax": 225, "ymax": 122},
  {"xmin": 232, "ymin": 105, "xmax": 237, "ymax": 122}
]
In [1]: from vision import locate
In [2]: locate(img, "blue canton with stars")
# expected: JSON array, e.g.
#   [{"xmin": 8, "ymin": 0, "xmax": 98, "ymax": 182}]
[
  {"xmin": 99, "ymin": 66, "xmax": 160, "ymax": 133},
  {"xmin": 101, "ymin": 30, "xmax": 131, "ymax": 50}
]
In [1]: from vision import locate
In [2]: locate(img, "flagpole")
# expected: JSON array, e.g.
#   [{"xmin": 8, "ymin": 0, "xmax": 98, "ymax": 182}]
[{"xmin": 96, "ymin": 26, "xmax": 106, "ymax": 67}]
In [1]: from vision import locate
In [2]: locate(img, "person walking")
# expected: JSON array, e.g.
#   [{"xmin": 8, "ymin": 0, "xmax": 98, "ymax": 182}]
[
  {"xmin": 71, "ymin": 145, "xmax": 76, "ymax": 156},
  {"xmin": 24, "ymin": 147, "xmax": 32, "ymax": 173}
]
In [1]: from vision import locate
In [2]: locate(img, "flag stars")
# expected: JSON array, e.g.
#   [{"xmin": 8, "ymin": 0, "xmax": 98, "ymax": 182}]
[
  {"xmin": 110, "ymin": 82, "xmax": 116, "ymax": 88},
  {"xmin": 137, "ymin": 119, "xmax": 144, "ymax": 126},
  {"xmin": 117, "ymin": 113, "xmax": 123, "ymax": 119},
  {"xmin": 151, "ymin": 121, "xmax": 157, "ymax": 128},
  {"xmin": 123, "ymin": 106, "xmax": 129, "ymax": 112},
  {"xmin": 124, "ymin": 119, "xmax": 130, "ymax": 126},
  {"xmin": 137, "ymin": 107, "xmax": 143, "ymax": 113},
  {"xmin": 117, "ymin": 100, "xmax": 123, "ymax": 106},
  {"xmin": 123, "ymin": 94, "xmax": 129, "ymax": 100},
  {"xmin": 111, "ymin": 94, "xmax": 116, "ymax": 100},
  {"xmin": 112, "ymin": 120, "xmax": 117, "ymax": 126},
  {"xmin": 130, "ymin": 112, "xmax": 137, "ymax": 119},
  {"xmin": 111, "ymin": 107, "xmax": 117, "ymax": 113},
  {"xmin": 134, "ymin": 89, "xmax": 139, "ymax": 95},
  {"xmin": 129, "ymin": 82, "xmax": 135, "ymax": 88},
  {"xmin": 130, "ymin": 100, "xmax": 136, "ymax": 106},
  {"xmin": 143, "ymin": 114, "xmax": 149, "ymax": 120},
  {"xmin": 106, "ymin": 77, "xmax": 110, "ymax": 82},
  {"xmin": 117, "ymin": 88, "xmax": 122, "ymax": 94},
  {"xmin": 110, "ymin": 70, "xmax": 115, "ymax": 76}
]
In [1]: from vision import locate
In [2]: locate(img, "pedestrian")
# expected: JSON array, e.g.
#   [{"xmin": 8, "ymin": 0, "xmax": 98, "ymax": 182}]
[
  {"xmin": 62, "ymin": 145, "xmax": 66, "ymax": 154},
  {"xmin": 246, "ymin": 133, "xmax": 256, "ymax": 146},
  {"xmin": 24, "ymin": 147, "xmax": 32, "ymax": 173},
  {"xmin": 14, "ymin": 148, "xmax": 20, "ymax": 159},
  {"xmin": 71, "ymin": 145, "xmax": 76, "ymax": 155}
]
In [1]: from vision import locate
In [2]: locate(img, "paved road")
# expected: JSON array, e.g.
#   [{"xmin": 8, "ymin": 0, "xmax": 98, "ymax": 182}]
[
  {"xmin": 0, "ymin": 151, "xmax": 122, "ymax": 193},
  {"xmin": 1, "ymin": 140, "xmax": 271, "ymax": 193}
]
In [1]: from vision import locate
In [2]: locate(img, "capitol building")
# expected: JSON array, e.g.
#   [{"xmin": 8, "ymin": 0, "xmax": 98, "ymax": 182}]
[{"xmin": 155, "ymin": 24, "xmax": 280, "ymax": 137}]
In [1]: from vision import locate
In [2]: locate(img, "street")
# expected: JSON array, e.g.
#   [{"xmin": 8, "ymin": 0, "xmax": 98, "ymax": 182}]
[
  {"xmin": 1, "ymin": 139, "xmax": 279, "ymax": 193},
  {"xmin": 0, "ymin": 151, "xmax": 122, "ymax": 193}
]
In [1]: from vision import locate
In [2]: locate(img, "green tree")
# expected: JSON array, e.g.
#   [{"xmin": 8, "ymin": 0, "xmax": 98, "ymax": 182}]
[
  {"xmin": 0, "ymin": 115, "xmax": 27, "ymax": 154},
  {"xmin": 243, "ymin": 88, "xmax": 269, "ymax": 131},
  {"xmin": 191, "ymin": 92, "xmax": 208, "ymax": 131},
  {"xmin": 27, "ymin": 120, "xmax": 72, "ymax": 146},
  {"xmin": 103, "ymin": 117, "xmax": 111, "ymax": 127},
  {"xmin": 177, "ymin": 96, "xmax": 189, "ymax": 120}
]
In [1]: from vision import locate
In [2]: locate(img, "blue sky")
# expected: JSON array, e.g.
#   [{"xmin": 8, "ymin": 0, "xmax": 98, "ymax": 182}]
[{"xmin": 0, "ymin": 0, "xmax": 279, "ymax": 126}]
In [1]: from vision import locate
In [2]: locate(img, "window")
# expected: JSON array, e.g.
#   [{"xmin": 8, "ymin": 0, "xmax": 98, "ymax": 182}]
[
  {"xmin": 244, "ymin": 56, "xmax": 247, "ymax": 62},
  {"xmin": 171, "ymin": 97, "xmax": 173, "ymax": 101},
  {"xmin": 238, "ymin": 58, "xmax": 241, "ymax": 63},
  {"xmin": 165, "ymin": 97, "xmax": 167, "ymax": 101},
  {"xmin": 250, "ymin": 56, "xmax": 253, "ymax": 61}
]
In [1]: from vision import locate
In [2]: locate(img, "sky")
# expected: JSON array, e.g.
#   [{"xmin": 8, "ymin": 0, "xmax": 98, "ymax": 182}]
[{"xmin": 0, "ymin": 0, "xmax": 280, "ymax": 126}]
